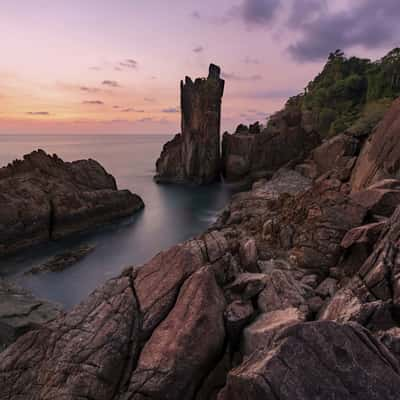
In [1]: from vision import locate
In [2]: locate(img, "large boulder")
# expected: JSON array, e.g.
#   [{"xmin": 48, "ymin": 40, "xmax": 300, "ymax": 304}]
[
  {"xmin": 124, "ymin": 268, "xmax": 226, "ymax": 399},
  {"xmin": 351, "ymin": 98, "xmax": 400, "ymax": 192},
  {"xmin": 0, "ymin": 150, "xmax": 144, "ymax": 257},
  {"xmin": 218, "ymin": 321, "xmax": 400, "ymax": 400},
  {"xmin": 155, "ymin": 64, "xmax": 225, "ymax": 184}
]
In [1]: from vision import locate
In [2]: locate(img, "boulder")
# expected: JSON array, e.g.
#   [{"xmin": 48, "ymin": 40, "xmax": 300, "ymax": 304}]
[
  {"xmin": 124, "ymin": 268, "xmax": 226, "ymax": 399},
  {"xmin": 241, "ymin": 307, "xmax": 306, "ymax": 356},
  {"xmin": 351, "ymin": 183, "xmax": 400, "ymax": 217},
  {"xmin": 311, "ymin": 133, "xmax": 359, "ymax": 177},
  {"xmin": 257, "ymin": 270, "xmax": 308, "ymax": 314},
  {"xmin": 224, "ymin": 300, "xmax": 255, "ymax": 344},
  {"xmin": 351, "ymin": 98, "xmax": 400, "ymax": 191},
  {"xmin": 218, "ymin": 321, "xmax": 400, "ymax": 400},
  {"xmin": 0, "ymin": 150, "xmax": 144, "ymax": 257},
  {"xmin": 155, "ymin": 64, "xmax": 225, "ymax": 184}
]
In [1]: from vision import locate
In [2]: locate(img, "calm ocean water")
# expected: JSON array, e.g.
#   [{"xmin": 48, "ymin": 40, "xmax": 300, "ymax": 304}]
[{"xmin": 0, "ymin": 135, "xmax": 244, "ymax": 308}]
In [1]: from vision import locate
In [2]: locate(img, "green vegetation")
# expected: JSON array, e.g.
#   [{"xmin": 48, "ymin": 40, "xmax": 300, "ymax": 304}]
[{"xmin": 283, "ymin": 48, "xmax": 400, "ymax": 138}]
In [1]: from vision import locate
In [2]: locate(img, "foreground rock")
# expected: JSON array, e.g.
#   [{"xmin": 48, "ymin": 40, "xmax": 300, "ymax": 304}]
[
  {"xmin": 0, "ymin": 150, "xmax": 144, "ymax": 257},
  {"xmin": 0, "ymin": 279, "xmax": 62, "ymax": 350},
  {"xmin": 155, "ymin": 64, "xmax": 225, "ymax": 184},
  {"xmin": 219, "ymin": 321, "xmax": 400, "ymax": 400},
  {"xmin": 4, "ymin": 102, "xmax": 400, "ymax": 398}
]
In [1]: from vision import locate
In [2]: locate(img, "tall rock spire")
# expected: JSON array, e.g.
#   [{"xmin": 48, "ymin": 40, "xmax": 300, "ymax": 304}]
[{"xmin": 155, "ymin": 64, "xmax": 225, "ymax": 184}]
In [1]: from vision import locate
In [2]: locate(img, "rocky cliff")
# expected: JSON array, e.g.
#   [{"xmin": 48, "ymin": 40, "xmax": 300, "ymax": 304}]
[
  {"xmin": 0, "ymin": 150, "xmax": 144, "ymax": 257},
  {"xmin": 155, "ymin": 64, "xmax": 225, "ymax": 184},
  {"xmin": 3, "ymin": 99, "xmax": 400, "ymax": 399},
  {"xmin": 222, "ymin": 97, "xmax": 321, "ymax": 182},
  {"xmin": 222, "ymin": 48, "xmax": 400, "ymax": 184}
]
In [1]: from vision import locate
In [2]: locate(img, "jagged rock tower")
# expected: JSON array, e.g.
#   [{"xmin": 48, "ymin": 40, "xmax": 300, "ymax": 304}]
[{"xmin": 155, "ymin": 64, "xmax": 225, "ymax": 184}]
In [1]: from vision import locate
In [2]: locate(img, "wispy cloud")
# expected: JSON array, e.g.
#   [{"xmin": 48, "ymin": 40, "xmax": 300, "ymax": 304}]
[
  {"xmin": 83, "ymin": 100, "xmax": 104, "ymax": 105},
  {"xmin": 26, "ymin": 111, "xmax": 51, "ymax": 116},
  {"xmin": 102, "ymin": 80, "xmax": 121, "ymax": 88},
  {"xmin": 144, "ymin": 97, "xmax": 156, "ymax": 102},
  {"xmin": 222, "ymin": 72, "xmax": 263, "ymax": 81},
  {"xmin": 121, "ymin": 108, "xmax": 145, "ymax": 113},
  {"xmin": 118, "ymin": 59, "xmax": 138, "ymax": 70},
  {"xmin": 80, "ymin": 86, "xmax": 100, "ymax": 93}
]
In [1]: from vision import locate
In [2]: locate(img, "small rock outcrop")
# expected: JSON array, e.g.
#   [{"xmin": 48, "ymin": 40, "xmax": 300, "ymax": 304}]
[
  {"xmin": 0, "ymin": 150, "xmax": 144, "ymax": 257},
  {"xmin": 155, "ymin": 64, "xmax": 225, "ymax": 184},
  {"xmin": 221, "ymin": 99, "xmax": 320, "ymax": 182}
]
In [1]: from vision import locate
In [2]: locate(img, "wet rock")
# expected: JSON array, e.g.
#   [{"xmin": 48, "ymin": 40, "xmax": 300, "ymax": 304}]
[
  {"xmin": 155, "ymin": 64, "xmax": 225, "ymax": 184},
  {"xmin": 0, "ymin": 150, "xmax": 144, "ymax": 257},
  {"xmin": 25, "ymin": 244, "xmax": 95, "ymax": 274},
  {"xmin": 219, "ymin": 321, "xmax": 400, "ymax": 400}
]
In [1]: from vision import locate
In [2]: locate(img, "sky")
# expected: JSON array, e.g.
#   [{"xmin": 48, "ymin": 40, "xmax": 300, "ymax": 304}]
[{"xmin": 0, "ymin": 0, "xmax": 399, "ymax": 135}]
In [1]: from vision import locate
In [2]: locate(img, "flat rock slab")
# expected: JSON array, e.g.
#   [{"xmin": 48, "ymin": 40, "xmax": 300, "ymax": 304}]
[
  {"xmin": 0, "ymin": 279, "xmax": 62, "ymax": 350},
  {"xmin": 219, "ymin": 321, "xmax": 400, "ymax": 400}
]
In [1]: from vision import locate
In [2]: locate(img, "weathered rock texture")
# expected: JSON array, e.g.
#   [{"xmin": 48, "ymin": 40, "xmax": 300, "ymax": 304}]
[
  {"xmin": 0, "ymin": 279, "xmax": 62, "ymax": 350},
  {"xmin": 221, "ymin": 101, "xmax": 320, "ymax": 182},
  {"xmin": 5, "ymin": 160, "xmax": 400, "ymax": 398},
  {"xmin": 5, "ymin": 103, "xmax": 400, "ymax": 397},
  {"xmin": 351, "ymin": 98, "xmax": 400, "ymax": 192},
  {"xmin": 0, "ymin": 150, "xmax": 144, "ymax": 257},
  {"xmin": 155, "ymin": 64, "xmax": 225, "ymax": 184}
]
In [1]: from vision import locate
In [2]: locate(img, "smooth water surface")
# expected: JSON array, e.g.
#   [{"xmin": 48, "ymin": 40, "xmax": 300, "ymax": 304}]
[{"xmin": 0, "ymin": 135, "xmax": 243, "ymax": 308}]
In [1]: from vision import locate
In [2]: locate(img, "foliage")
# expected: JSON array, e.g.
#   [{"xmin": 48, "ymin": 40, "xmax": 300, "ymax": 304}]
[{"xmin": 296, "ymin": 48, "xmax": 400, "ymax": 138}]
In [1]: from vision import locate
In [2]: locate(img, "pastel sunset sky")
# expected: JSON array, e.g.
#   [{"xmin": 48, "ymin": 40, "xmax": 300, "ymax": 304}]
[{"xmin": 1, "ymin": 0, "xmax": 398, "ymax": 134}]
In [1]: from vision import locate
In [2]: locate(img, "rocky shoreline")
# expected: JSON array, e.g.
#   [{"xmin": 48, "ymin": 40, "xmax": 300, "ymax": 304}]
[
  {"xmin": 3, "ymin": 50, "xmax": 400, "ymax": 399},
  {"xmin": 0, "ymin": 149, "xmax": 144, "ymax": 257},
  {"xmin": 2, "ymin": 96, "xmax": 400, "ymax": 398}
]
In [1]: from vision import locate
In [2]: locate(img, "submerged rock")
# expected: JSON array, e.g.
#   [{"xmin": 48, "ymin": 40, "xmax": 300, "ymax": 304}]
[
  {"xmin": 25, "ymin": 244, "xmax": 96, "ymax": 275},
  {"xmin": 0, "ymin": 150, "xmax": 144, "ymax": 257},
  {"xmin": 155, "ymin": 64, "xmax": 225, "ymax": 184}
]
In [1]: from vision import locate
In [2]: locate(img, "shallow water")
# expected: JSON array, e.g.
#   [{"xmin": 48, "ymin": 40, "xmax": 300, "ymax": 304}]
[{"xmin": 0, "ymin": 135, "xmax": 244, "ymax": 308}]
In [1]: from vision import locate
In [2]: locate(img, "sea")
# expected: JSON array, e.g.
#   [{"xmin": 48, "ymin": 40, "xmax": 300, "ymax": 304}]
[{"xmin": 0, "ymin": 135, "xmax": 245, "ymax": 309}]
